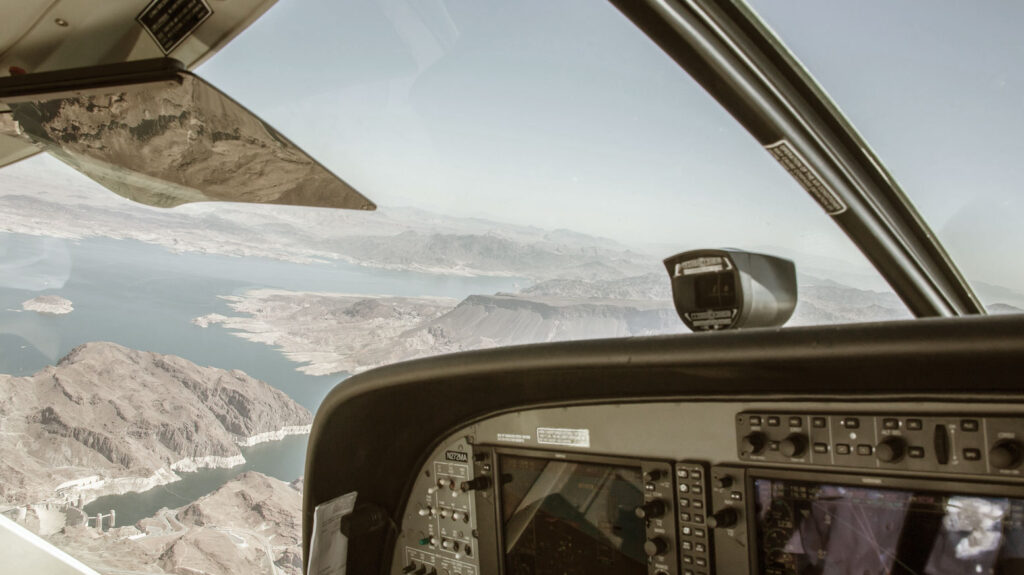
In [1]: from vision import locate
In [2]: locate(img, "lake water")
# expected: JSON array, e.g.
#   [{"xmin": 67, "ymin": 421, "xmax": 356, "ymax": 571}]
[{"xmin": 0, "ymin": 231, "xmax": 523, "ymax": 524}]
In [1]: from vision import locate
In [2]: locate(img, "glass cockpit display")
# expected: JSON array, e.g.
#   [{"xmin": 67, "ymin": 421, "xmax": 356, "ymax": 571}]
[
  {"xmin": 500, "ymin": 455, "xmax": 646, "ymax": 575},
  {"xmin": 754, "ymin": 478, "xmax": 1024, "ymax": 575}
]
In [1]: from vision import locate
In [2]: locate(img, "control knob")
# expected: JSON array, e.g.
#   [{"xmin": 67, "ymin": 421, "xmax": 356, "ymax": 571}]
[
  {"xmin": 643, "ymin": 537, "xmax": 669, "ymax": 556},
  {"xmin": 714, "ymin": 475, "xmax": 733, "ymax": 489},
  {"xmin": 643, "ymin": 469, "xmax": 665, "ymax": 482},
  {"xmin": 876, "ymin": 437, "xmax": 906, "ymax": 463},
  {"xmin": 741, "ymin": 432, "xmax": 767, "ymax": 455},
  {"xmin": 780, "ymin": 434, "xmax": 807, "ymax": 458},
  {"xmin": 990, "ymin": 440, "xmax": 1023, "ymax": 470},
  {"xmin": 634, "ymin": 499, "xmax": 667, "ymax": 519},
  {"xmin": 706, "ymin": 508, "xmax": 738, "ymax": 529},
  {"xmin": 460, "ymin": 476, "xmax": 491, "ymax": 492}
]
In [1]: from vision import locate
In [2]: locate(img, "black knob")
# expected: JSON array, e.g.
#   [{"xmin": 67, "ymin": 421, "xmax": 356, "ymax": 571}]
[
  {"xmin": 780, "ymin": 434, "xmax": 807, "ymax": 458},
  {"xmin": 414, "ymin": 565, "xmax": 427, "ymax": 575},
  {"xmin": 460, "ymin": 476, "xmax": 491, "ymax": 492},
  {"xmin": 876, "ymin": 437, "xmax": 906, "ymax": 463},
  {"xmin": 643, "ymin": 469, "xmax": 665, "ymax": 482},
  {"xmin": 402, "ymin": 563, "xmax": 417, "ymax": 574},
  {"xmin": 634, "ymin": 499, "xmax": 667, "ymax": 519},
  {"xmin": 742, "ymin": 432, "xmax": 767, "ymax": 455},
  {"xmin": 990, "ymin": 440, "xmax": 1023, "ymax": 470},
  {"xmin": 644, "ymin": 537, "xmax": 669, "ymax": 556},
  {"xmin": 714, "ymin": 475, "xmax": 733, "ymax": 489},
  {"xmin": 706, "ymin": 508, "xmax": 738, "ymax": 529}
]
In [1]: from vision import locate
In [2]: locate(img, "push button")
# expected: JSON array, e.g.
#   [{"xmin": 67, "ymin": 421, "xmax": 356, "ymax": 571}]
[
  {"xmin": 789, "ymin": 416, "xmax": 803, "ymax": 428},
  {"xmin": 883, "ymin": 418, "xmax": 900, "ymax": 430},
  {"xmin": 812, "ymin": 417, "xmax": 827, "ymax": 428},
  {"xmin": 813, "ymin": 443, "xmax": 829, "ymax": 454},
  {"xmin": 857, "ymin": 444, "xmax": 873, "ymax": 456},
  {"xmin": 836, "ymin": 444, "xmax": 851, "ymax": 455},
  {"xmin": 907, "ymin": 419, "xmax": 923, "ymax": 430},
  {"xmin": 908, "ymin": 446, "xmax": 926, "ymax": 458},
  {"xmin": 964, "ymin": 448, "xmax": 982, "ymax": 461},
  {"xmin": 767, "ymin": 416, "xmax": 781, "ymax": 427},
  {"xmin": 749, "ymin": 416, "xmax": 762, "ymax": 426},
  {"xmin": 843, "ymin": 417, "xmax": 860, "ymax": 429},
  {"xmin": 961, "ymin": 419, "xmax": 980, "ymax": 432}
]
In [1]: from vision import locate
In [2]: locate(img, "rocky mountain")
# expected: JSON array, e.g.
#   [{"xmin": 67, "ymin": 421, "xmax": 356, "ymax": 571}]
[
  {"xmin": 329, "ymin": 230, "xmax": 653, "ymax": 280},
  {"xmin": 195, "ymin": 288, "xmax": 689, "ymax": 375},
  {"xmin": 194, "ymin": 290, "xmax": 459, "ymax": 376},
  {"xmin": 195, "ymin": 272, "xmax": 956, "ymax": 376},
  {"xmin": 0, "ymin": 342, "xmax": 311, "ymax": 507},
  {"xmin": 47, "ymin": 471, "xmax": 304, "ymax": 575},
  {"xmin": 519, "ymin": 272, "xmax": 672, "ymax": 300}
]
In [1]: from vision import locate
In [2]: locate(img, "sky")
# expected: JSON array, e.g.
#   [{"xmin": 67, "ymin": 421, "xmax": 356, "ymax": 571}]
[{"xmin": 195, "ymin": 0, "xmax": 1024, "ymax": 292}]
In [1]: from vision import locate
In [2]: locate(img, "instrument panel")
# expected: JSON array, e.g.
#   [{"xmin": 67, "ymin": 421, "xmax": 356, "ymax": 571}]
[{"xmin": 391, "ymin": 401, "xmax": 1024, "ymax": 575}]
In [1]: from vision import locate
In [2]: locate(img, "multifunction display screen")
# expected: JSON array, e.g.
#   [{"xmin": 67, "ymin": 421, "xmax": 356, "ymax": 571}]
[
  {"xmin": 500, "ymin": 455, "xmax": 646, "ymax": 575},
  {"xmin": 754, "ymin": 478, "xmax": 1024, "ymax": 575}
]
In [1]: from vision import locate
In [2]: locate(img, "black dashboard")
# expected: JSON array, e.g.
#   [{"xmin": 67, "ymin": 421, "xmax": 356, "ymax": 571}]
[{"xmin": 302, "ymin": 315, "xmax": 1024, "ymax": 575}]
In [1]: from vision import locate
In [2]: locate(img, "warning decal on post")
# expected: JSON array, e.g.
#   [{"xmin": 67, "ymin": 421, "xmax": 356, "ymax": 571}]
[
  {"xmin": 137, "ymin": 0, "xmax": 213, "ymax": 54},
  {"xmin": 766, "ymin": 140, "xmax": 847, "ymax": 215}
]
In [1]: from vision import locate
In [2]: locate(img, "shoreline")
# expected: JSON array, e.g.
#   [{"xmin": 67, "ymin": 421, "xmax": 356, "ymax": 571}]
[
  {"xmin": 38, "ymin": 426, "xmax": 311, "ymax": 510},
  {"xmin": 235, "ymin": 424, "xmax": 312, "ymax": 447}
]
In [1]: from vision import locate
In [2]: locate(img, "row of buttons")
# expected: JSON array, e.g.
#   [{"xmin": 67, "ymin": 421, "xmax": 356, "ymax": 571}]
[
  {"xmin": 679, "ymin": 511, "xmax": 705, "ymax": 524},
  {"xmin": 681, "ymin": 555, "xmax": 708, "ymax": 567},
  {"xmin": 820, "ymin": 443, "xmax": 981, "ymax": 460},
  {"xmin": 680, "ymin": 525, "xmax": 706, "ymax": 538},
  {"xmin": 678, "ymin": 497, "xmax": 705, "ymax": 510},
  {"xmin": 749, "ymin": 415, "xmax": 981, "ymax": 432}
]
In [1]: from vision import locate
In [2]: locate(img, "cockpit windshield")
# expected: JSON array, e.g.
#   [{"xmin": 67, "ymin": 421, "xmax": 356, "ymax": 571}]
[{"xmin": 0, "ymin": 1, "xmax": 1019, "ymax": 574}]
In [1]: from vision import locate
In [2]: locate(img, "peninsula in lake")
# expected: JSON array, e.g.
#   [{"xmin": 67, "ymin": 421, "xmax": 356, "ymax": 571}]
[{"xmin": 0, "ymin": 342, "xmax": 311, "ymax": 512}]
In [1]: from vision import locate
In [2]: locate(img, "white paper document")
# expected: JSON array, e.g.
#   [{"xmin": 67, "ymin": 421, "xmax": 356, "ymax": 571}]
[{"xmin": 307, "ymin": 491, "xmax": 358, "ymax": 575}]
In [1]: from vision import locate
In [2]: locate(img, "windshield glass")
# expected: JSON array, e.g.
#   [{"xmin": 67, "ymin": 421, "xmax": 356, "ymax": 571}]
[
  {"xmin": 0, "ymin": 1, "xmax": 939, "ymax": 573},
  {"xmin": 749, "ymin": 0, "xmax": 1024, "ymax": 312}
]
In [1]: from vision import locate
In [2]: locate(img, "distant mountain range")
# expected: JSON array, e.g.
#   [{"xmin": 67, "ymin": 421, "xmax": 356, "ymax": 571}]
[{"xmin": 0, "ymin": 157, "xmax": 655, "ymax": 280}]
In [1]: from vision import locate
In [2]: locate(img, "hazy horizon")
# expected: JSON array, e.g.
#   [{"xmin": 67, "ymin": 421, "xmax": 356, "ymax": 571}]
[{"xmin": 192, "ymin": 0, "xmax": 1024, "ymax": 292}]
